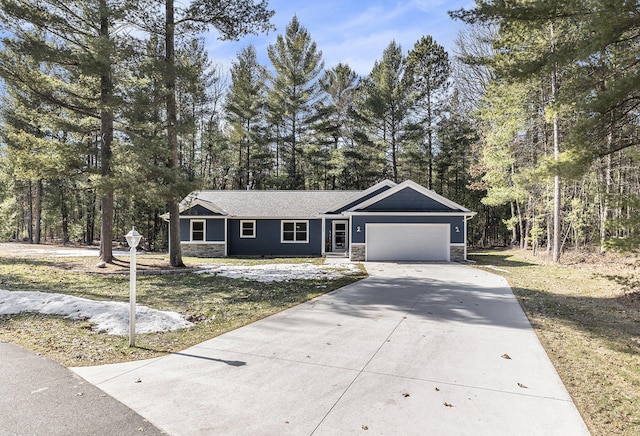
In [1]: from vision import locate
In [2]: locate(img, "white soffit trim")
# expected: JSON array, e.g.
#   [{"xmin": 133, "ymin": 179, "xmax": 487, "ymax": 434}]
[
  {"xmin": 347, "ymin": 211, "xmax": 475, "ymax": 216},
  {"xmin": 350, "ymin": 180, "xmax": 471, "ymax": 212}
]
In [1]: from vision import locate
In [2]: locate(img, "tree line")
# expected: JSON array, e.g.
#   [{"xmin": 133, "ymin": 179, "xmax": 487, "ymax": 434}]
[
  {"xmin": 451, "ymin": 0, "xmax": 640, "ymax": 260},
  {"xmin": 1, "ymin": 1, "xmax": 638, "ymax": 263}
]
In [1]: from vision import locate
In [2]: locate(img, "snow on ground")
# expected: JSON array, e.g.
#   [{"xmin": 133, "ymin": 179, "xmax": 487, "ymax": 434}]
[
  {"xmin": 0, "ymin": 263, "xmax": 361, "ymax": 334},
  {"xmin": 18, "ymin": 247, "xmax": 133, "ymax": 257},
  {"xmin": 195, "ymin": 262, "xmax": 361, "ymax": 282},
  {"xmin": 0, "ymin": 290, "xmax": 193, "ymax": 335}
]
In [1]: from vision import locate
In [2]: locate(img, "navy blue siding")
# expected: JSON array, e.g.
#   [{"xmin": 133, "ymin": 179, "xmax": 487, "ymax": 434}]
[
  {"xmin": 180, "ymin": 218, "xmax": 225, "ymax": 241},
  {"xmin": 361, "ymin": 187, "xmax": 458, "ymax": 212},
  {"xmin": 180, "ymin": 219, "xmax": 190, "ymax": 241},
  {"xmin": 329, "ymin": 185, "xmax": 393, "ymax": 214},
  {"xmin": 228, "ymin": 219, "xmax": 323, "ymax": 256},
  {"xmin": 206, "ymin": 219, "xmax": 225, "ymax": 241},
  {"xmin": 351, "ymin": 215, "xmax": 465, "ymax": 244}
]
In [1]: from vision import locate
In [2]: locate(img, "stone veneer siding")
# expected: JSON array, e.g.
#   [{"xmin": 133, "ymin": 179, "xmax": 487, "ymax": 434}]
[
  {"xmin": 181, "ymin": 243, "xmax": 225, "ymax": 258},
  {"xmin": 450, "ymin": 246, "xmax": 465, "ymax": 262},
  {"xmin": 350, "ymin": 245, "xmax": 366, "ymax": 261}
]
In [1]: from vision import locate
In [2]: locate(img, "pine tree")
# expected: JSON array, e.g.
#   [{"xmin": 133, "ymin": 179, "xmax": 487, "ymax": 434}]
[
  {"xmin": 313, "ymin": 63, "xmax": 360, "ymax": 189},
  {"xmin": 451, "ymin": 0, "xmax": 640, "ymax": 257},
  {"xmin": 360, "ymin": 41, "xmax": 413, "ymax": 183},
  {"xmin": 0, "ymin": 0, "xmax": 131, "ymax": 262},
  {"xmin": 406, "ymin": 36, "xmax": 450, "ymax": 189},
  {"xmin": 267, "ymin": 16, "xmax": 324, "ymax": 189},
  {"xmin": 226, "ymin": 45, "xmax": 271, "ymax": 189},
  {"xmin": 133, "ymin": 0, "xmax": 274, "ymax": 266}
]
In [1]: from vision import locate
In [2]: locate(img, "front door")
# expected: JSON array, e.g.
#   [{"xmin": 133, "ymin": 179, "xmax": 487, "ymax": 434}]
[{"xmin": 332, "ymin": 221, "xmax": 348, "ymax": 252}]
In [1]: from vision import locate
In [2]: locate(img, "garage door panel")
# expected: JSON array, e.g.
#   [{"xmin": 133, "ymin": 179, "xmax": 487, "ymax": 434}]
[{"xmin": 366, "ymin": 223, "xmax": 450, "ymax": 261}]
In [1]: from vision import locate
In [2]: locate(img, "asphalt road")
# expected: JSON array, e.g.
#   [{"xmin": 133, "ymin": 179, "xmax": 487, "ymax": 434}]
[{"xmin": 0, "ymin": 342, "xmax": 165, "ymax": 436}]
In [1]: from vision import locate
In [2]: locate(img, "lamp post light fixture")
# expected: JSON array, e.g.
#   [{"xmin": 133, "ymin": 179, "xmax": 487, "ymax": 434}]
[{"xmin": 125, "ymin": 227, "xmax": 142, "ymax": 347}]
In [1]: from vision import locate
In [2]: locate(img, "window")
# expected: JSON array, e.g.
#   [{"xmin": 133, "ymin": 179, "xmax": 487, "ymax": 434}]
[
  {"xmin": 282, "ymin": 220, "xmax": 308, "ymax": 243},
  {"xmin": 191, "ymin": 220, "xmax": 205, "ymax": 241},
  {"xmin": 240, "ymin": 220, "xmax": 256, "ymax": 238}
]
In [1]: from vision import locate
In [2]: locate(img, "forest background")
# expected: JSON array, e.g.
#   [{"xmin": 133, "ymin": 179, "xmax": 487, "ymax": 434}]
[{"xmin": 0, "ymin": 0, "xmax": 638, "ymax": 265}]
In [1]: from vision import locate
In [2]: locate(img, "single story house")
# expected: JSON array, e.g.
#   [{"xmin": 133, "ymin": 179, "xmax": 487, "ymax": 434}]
[{"xmin": 166, "ymin": 179, "xmax": 475, "ymax": 262}]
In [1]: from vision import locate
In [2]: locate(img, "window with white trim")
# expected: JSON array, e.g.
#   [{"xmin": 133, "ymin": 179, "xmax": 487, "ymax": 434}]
[
  {"xmin": 191, "ymin": 220, "xmax": 205, "ymax": 241},
  {"xmin": 240, "ymin": 220, "xmax": 256, "ymax": 238},
  {"xmin": 281, "ymin": 220, "xmax": 308, "ymax": 243}
]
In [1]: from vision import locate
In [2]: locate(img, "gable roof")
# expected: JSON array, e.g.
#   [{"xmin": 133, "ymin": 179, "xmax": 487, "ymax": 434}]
[
  {"xmin": 350, "ymin": 180, "xmax": 473, "ymax": 213},
  {"xmin": 322, "ymin": 180, "xmax": 396, "ymax": 214},
  {"xmin": 181, "ymin": 198, "xmax": 228, "ymax": 216},
  {"xmin": 181, "ymin": 190, "xmax": 360, "ymax": 217},
  {"xmin": 173, "ymin": 179, "xmax": 473, "ymax": 219}
]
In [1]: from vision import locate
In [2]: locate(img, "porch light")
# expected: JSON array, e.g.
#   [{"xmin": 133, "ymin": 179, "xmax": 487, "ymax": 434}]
[
  {"xmin": 125, "ymin": 227, "xmax": 142, "ymax": 248},
  {"xmin": 356, "ymin": 226, "xmax": 362, "ymax": 233},
  {"xmin": 455, "ymin": 226, "xmax": 460, "ymax": 233},
  {"xmin": 125, "ymin": 227, "xmax": 142, "ymax": 347}
]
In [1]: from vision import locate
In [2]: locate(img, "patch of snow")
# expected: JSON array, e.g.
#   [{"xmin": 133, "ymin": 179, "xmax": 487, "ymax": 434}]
[
  {"xmin": 195, "ymin": 263, "xmax": 360, "ymax": 282},
  {"xmin": 20, "ymin": 248, "xmax": 134, "ymax": 257},
  {"xmin": 0, "ymin": 289, "xmax": 193, "ymax": 335}
]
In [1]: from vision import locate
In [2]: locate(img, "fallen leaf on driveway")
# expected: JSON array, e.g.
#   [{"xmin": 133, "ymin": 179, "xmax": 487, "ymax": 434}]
[
  {"xmin": 517, "ymin": 382, "xmax": 528, "ymax": 389},
  {"xmin": 444, "ymin": 402, "xmax": 454, "ymax": 407},
  {"xmin": 435, "ymin": 387, "xmax": 440, "ymax": 392},
  {"xmin": 402, "ymin": 392, "xmax": 410, "ymax": 397},
  {"xmin": 362, "ymin": 424, "xmax": 369, "ymax": 430},
  {"xmin": 501, "ymin": 353, "xmax": 512, "ymax": 360}
]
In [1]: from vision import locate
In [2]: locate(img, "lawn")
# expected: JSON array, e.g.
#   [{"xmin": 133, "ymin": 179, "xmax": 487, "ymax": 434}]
[
  {"xmin": 2, "ymin": 246, "xmax": 638, "ymax": 435},
  {"xmin": 0, "ymin": 252, "xmax": 366, "ymax": 367},
  {"xmin": 470, "ymin": 249, "xmax": 640, "ymax": 436}
]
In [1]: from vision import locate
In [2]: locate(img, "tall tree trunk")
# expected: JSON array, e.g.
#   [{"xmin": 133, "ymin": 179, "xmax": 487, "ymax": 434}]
[
  {"xmin": 390, "ymin": 120, "xmax": 398, "ymax": 183},
  {"xmin": 510, "ymin": 201, "xmax": 517, "ymax": 245},
  {"xmin": 61, "ymin": 183, "xmax": 69, "ymax": 244},
  {"xmin": 290, "ymin": 115, "xmax": 297, "ymax": 188},
  {"xmin": 426, "ymin": 98, "xmax": 433, "ymax": 190},
  {"xmin": 600, "ymin": 153, "xmax": 612, "ymax": 252},
  {"xmin": 98, "ymin": 0, "xmax": 114, "ymax": 264},
  {"xmin": 27, "ymin": 181, "xmax": 33, "ymax": 243},
  {"xmin": 550, "ymin": 23, "xmax": 561, "ymax": 263},
  {"xmin": 516, "ymin": 200, "xmax": 525, "ymax": 248},
  {"xmin": 34, "ymin": 179, "xmax": 42, "ymax": 244},
  {"xmin": 166, "ymin": 0, "xmax": 184, "ymax": 267}
]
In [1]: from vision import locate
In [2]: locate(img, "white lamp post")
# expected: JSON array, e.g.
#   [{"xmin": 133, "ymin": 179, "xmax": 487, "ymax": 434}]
[{"xmin": 125, "ymin": 227, "xmax": 142, "ymax": 347}]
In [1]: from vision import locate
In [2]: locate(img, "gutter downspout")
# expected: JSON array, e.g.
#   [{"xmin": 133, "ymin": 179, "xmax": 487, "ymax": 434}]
[
  {"xmin": 321, "ymin": 217, "xmax": 326, "ymax": 256},
  {"xmin": 224, "ymin": 217, "xmax": 228, "ymax": 257},
  {"xmin": 464, "ymin": 214, "xmax": 476, "ymax": 261}
]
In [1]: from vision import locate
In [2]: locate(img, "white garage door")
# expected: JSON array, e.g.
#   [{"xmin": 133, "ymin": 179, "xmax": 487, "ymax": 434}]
[{"xmin": 366, "ymin": 223, "xmax": 450, "ymax": 261}]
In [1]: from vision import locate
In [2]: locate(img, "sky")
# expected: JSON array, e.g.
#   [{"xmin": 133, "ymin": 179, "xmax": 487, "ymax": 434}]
[{"xmin": 203, "ymin": 0, "xmax": 474, "ymax": 77}]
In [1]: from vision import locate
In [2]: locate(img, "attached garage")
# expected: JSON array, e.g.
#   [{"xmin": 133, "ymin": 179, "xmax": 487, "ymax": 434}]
[{"xmin": 366, "ymin": 223, "xmax": 450, "ymax": 261}]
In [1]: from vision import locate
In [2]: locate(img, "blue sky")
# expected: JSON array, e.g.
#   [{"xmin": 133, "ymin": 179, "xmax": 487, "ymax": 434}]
[{"xmin": 204, "ymin": 0, "xmax": 474, "ymax": 77}]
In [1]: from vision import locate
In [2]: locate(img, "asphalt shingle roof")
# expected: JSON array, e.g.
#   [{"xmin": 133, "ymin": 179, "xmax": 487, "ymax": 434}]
[{"xmin": 185, "ymin": 190, "xmax": 362, "ymax": 217}]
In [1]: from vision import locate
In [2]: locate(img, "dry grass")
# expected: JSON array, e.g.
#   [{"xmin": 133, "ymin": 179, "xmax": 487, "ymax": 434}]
[
  {"xmin": 0, "ymin": 246, "xmax": 366, "ymax": 367},
  {"xmin": 470, "ymin": 248, "xmax": 640, "ymax": 436}
]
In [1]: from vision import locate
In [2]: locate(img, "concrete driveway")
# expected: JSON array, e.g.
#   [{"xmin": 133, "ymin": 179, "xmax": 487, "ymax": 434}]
[{"xmin": 72, "ymin": 263, "xmax": 589, "ymax": 435}]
